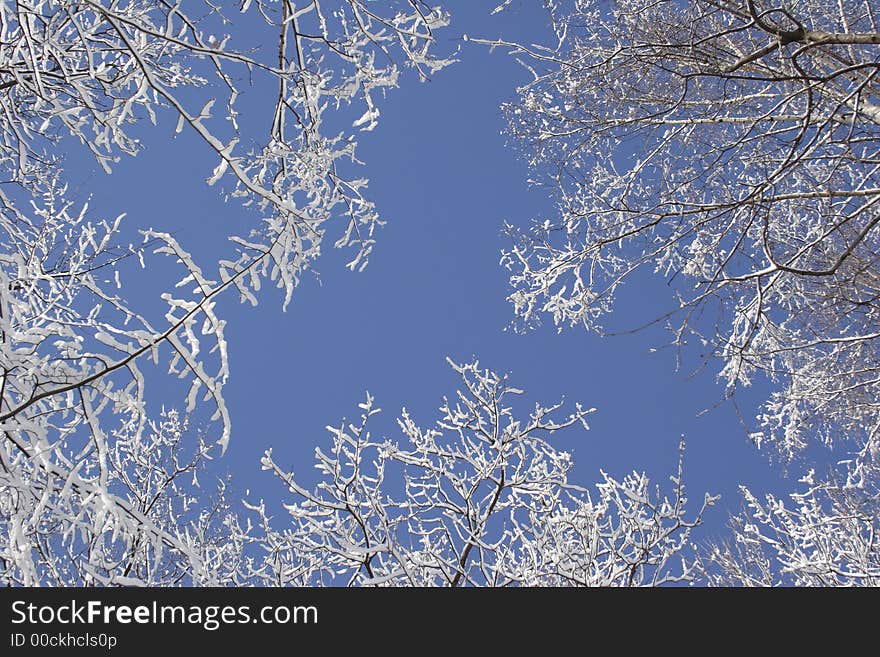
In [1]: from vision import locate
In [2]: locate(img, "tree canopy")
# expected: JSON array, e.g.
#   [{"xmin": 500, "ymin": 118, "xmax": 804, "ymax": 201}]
[
  {"xmin": 1, "ymin": 1, "xmax": 877, "ymax": 587},
  {"xmin": 499, "ymin": 0, "xmax": 880, "ymax": 462}
]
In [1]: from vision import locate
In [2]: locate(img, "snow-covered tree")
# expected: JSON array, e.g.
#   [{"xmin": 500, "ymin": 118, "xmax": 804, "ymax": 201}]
[
  {"xmin": 2, "ymin": 1, "xmax": 873, "ymax": 589},
  {"xmin": 0, "ymin": 0, "xmax": 453, "ymax": 586},
  {"xmin": 700, "ymin": 459, "xmax": 880, "ymax": 586},
  {"xmin": 492, "ymin": 0, "xmax": 880, "ymax": 462},
  {"xmin": 248, "ymin": 358, "xmax": 714, "ymax": 586}
]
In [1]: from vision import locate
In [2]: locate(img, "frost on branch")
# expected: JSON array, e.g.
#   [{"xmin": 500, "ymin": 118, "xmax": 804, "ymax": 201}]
[
  {"xmin": 0, "ymin": 408, "xmax": 244, "ymax": 586},
  {"xmin": 251, "ymin": 358, "xmax": 713, "ymax": 586},
  {"xmin": 0, "ymin": 1, "xmax": 454, "ymax": 306},
  {"xmin": 492, "ymin": 0, "xmax": 880, "ymax": 462},
  {"xmin": 0, "ymin": 172, "xmax": 237, "ymax": 584}
]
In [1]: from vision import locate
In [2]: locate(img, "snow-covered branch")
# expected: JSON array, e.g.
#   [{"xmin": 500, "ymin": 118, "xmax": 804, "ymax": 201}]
[
  {"xmin": 494, "ymin": 0, "xmax": 880, "ymax": 462},
  {"xmin": 250, "ymin": 358, "xmax": 713, "ymax": 586},
  {"xmin": 0, "ymin": 0, "xmax": 453, "ymax": 585}
]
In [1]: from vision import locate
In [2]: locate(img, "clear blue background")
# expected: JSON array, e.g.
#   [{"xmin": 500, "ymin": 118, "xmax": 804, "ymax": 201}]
[{"xmin": 75, "ymin": 2, "xmax": 791, "ymax": 545}]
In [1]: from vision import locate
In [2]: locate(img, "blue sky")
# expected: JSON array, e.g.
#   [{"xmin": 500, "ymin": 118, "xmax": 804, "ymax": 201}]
[{"xmin": 76, "ymin": 2, "xmax": 792, "ymax": 544}]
